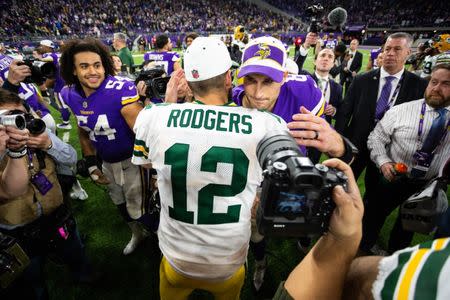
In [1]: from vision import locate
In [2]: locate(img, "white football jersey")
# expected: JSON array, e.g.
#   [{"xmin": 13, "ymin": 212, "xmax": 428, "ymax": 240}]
[{"xmin": 132, "ymin": 102, "xmax": 287, "ymax": 279}]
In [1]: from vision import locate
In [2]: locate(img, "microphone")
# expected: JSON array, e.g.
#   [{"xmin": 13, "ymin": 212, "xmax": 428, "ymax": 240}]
[{"xmin": 327, "ymin": 7, "xmax": 347, "ymax": 28}]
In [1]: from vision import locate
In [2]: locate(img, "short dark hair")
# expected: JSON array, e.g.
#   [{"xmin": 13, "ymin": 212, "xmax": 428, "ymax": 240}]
[
  {"xmin": 155, "ymin": 34, "xmax": 169, "ymax": 50},
  {"xmin": 187, "ymin": 72, "xmax": 227, "ymax": 98},
  {"xmin": 0, "ymin": 88, "xmax": 24, "ymax": 107},
  {"xmin": 185, "ymin": 33, "xmax": 199, "ymax": 43},
  {"xmin": 60, "ymin": 38, "xmax": 115, "ymax": 86},
  {"xmin": 432, "ymin": 63, "xmax": 450, "ymax": 73}
]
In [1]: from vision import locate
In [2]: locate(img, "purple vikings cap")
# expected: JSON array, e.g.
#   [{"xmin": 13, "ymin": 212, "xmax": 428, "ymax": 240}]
[{"xmin": 238, "ymin": 36, "xmax": 287, "ymax": 82}]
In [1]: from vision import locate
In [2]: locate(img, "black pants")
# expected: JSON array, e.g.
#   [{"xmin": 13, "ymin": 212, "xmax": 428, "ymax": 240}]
[{"xmin": 360, "ymin": 167, "xmax": 427, "ymax": 253}]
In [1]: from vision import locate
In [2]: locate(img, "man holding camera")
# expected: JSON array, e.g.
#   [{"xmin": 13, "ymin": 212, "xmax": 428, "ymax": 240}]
[
  {"xmin": 0, "ymin": 88, "xmax": 95, "ymax": 299},
  {"xmin": 132, "ymin": 36, "xmax": 290, "ymax": 300},
  {"xmin": 59, "ymin": 38, "xmax": 149, "ymax": 255}
]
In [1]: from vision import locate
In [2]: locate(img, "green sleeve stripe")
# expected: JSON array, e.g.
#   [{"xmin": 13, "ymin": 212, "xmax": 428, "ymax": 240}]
[
  {"xmin": 134, "ymin": 139, "xmax": 149, "ymax": 152},
  {"xmin": 414, "ymin": 249, "xmax": 450, "ymax": 299}
]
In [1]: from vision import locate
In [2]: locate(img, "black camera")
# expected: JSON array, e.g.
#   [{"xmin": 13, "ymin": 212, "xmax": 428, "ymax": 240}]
[
  {"xmin": 16, "ymin": 58, "xmax": 55, "ymax": 86},
  {"xmin": 134, "ymin": 66, "xmax": 170, "ymax": 99},
  {"xmin": 0, "ymin": 110, "xmax": 46, "ymax": 135},
  {"xmin": 305, "ymin": 4, "xmax": 324, "ymax": 33},
  {"xmin": 256, "ymin": 131, "xmax": 348, "ymax": 237}
]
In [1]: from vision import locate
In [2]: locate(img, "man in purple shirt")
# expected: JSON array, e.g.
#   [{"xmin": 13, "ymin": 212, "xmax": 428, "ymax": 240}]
[
  {"xmin": 59, "ymin": 38, "xmax": 150, "ymax": 255},
  {"xmin": 143, "ymin": 34, "xmax": 181, "ymax": 75},
  {"xmin": 233, "ymin": 36, "xmax": 356, "ymax": 291}
]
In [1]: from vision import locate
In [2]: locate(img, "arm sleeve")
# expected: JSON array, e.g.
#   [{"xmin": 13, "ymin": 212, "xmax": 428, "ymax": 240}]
[
  {"xmin": 132, "ymin": 108, "xmax": 153, "ymax": 165},
  {"xmin": 367, "ymin": 109, "xmax": 396, "ymax": 168},
  {"xmin": 47, "ymin": 130, "xmax": 77, "ymax": 166},
  {"xmin": 121, "ymin": 82, "xmax": 140, "ymax": 107}
]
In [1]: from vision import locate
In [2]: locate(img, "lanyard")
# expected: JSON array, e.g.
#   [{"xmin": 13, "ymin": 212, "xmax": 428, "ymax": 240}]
[
  {"xmin": 384, "ymin": 73, "xmax": 404, "ymax": 109},
  {"xmin": 417, "ymin": 101, "xmax": 450, "ymax": 145},
  {"xmin": 27, "ymin": 149, "xmax": 36, "ymax": 175}
]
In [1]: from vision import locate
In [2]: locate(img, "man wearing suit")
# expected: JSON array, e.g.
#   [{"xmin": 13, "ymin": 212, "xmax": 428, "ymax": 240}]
[
  {"xmin": 335, "ymin": 32, "xmax": 429, "ymax": 254},
  {"xmin": 311, "ymin": 48, "xmax": 343, "ymax": 125},
  {"xmin": 340, "ymin": 39, "xmax": 363, "ymax": 93},
  {"xmin": 335, "ymin": 32, "xmax": 428, "ymax": 180}
]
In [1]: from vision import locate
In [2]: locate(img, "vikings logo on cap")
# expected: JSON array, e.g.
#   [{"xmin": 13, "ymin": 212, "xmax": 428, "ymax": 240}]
[
  {"xmin": 191, "ymin": 69, "xmax": 199, "ymax": 79},
  {"xmin": 256, "ymin": 44, "xmax": 271, "ymax": 60}
]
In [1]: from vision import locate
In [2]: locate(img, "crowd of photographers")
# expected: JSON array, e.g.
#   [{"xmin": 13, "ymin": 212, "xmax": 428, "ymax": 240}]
[{"xmin": 0, "ymin": 22, "xmax": 449, "ymax": 300}]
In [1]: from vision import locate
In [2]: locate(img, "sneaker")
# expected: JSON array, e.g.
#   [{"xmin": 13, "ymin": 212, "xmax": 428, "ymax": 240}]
[
  {"xmin": 57, "ymin": 122, "xmax": 72, "ymax": 130},
  {"xmin": 253, "ymin": 258, "xmax": 267, "ymax": 291},
  {"xmin": 70, "ymin": 181, "xmax": 88, "ymax": 201}
]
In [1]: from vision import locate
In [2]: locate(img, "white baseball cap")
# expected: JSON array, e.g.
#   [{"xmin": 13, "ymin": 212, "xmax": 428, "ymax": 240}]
[
  {"xmin": 238, "ymin": 36, "xmax": 287, "ymax": 82},
  {"xmin": 40, "ymin": 39, "xmax": 55, "ymax": 49},
  {"xmin": 184, "ymin": 37, "xmax": 232, "ymax": 82}
]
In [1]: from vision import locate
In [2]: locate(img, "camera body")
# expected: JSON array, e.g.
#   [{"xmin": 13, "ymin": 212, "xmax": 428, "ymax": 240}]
[
  {"xmin": 305, "ymin": 4, "xmax": 324, "ymax": 33},
  {"xmin": 135, "ymin": 66, "xmax": 170, "ymax": 99},
  {"xmin": 0, "ymin": 110, "xmax": 46, "ymax": 135},
  {"xmin": 256, "ymin": 131, "xmax": 348, "ymax": 237},
  {"xmin": 17, "ymin": 50, "xmax": 56, "ymax": 85}
]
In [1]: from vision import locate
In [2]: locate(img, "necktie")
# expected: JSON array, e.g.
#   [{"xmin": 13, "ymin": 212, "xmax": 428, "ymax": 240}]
[
  {"xmin": 422, "ymin": 108, "xmax": 447, "ymax": 153},
  {"xmin": 375, "ymin": 76, "xmax": 396, "ymax": 120}
]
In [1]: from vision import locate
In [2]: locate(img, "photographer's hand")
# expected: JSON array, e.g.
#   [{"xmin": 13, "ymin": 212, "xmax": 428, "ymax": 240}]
[
  {"xmin": 136, "ymin": 80, "xmax": 147, "ymax": 97},
  {"xmin": 165, "ymin": 69, "xmax": 185, "ymax": 103},
  {"xmin": 7, "ymin": 60, "xmax": 32, "ymax": 85},
  {"xmin": 0, "ymin": 125, "xmax": 9, "ymax": 154},
  {"xmin": 5, "ymin": 126, "xmax": 29, "ymax": 150},
  {"xmin": 303, "ymin": 32, "xmax": 318, "ymax": 49},
  {"xmin": 322, "ymin": 158, "xmax": 363, "ymax": 241},
  {"xmin": 27, "ymin": 130, "xmax": 52, "ymax": 150}
]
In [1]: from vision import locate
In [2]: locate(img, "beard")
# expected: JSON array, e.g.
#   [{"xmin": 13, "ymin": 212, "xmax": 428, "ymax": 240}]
[{"xmin": 425, "ymin": 91, "xmax": 450, "ymax": 109}]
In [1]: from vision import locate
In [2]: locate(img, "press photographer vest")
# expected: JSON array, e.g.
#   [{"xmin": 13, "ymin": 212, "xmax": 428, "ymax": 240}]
[{"xmin": 0, "ymin": 152, "xmax": 63, "ymax": 226}]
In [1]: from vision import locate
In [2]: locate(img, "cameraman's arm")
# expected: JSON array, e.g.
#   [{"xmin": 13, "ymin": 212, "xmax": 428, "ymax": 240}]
[
  {"xmin": 27, "ymin": 130, "xmax": 77, "ymax": 166},
  {"xmin": 0, "ymin": 126, "xmax": 28, "ymax": 199},
  {"xmin": 2, "ymin": 61, "xmax": 32, "ymax": 94},
  {"xmin": 283, "ymin": 159, "xmax": 363, "ymax": 300}
]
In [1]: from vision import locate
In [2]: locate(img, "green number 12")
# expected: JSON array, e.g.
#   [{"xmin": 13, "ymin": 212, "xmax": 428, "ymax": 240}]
[{"xmin": 164, "ymin": 143, "xmax": 249, "ymax": 225}]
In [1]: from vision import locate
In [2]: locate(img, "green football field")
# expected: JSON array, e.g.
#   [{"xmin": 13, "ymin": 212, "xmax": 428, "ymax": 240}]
[{"xmin": 44, "ymin": 48, "xmax": 440, "ymax": 299}]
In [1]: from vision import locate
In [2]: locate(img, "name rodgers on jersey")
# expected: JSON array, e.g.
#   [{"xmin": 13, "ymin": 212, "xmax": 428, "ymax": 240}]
[{"xmin": 167, "ymin": 108, "xmax": 253, "ymax": 134}]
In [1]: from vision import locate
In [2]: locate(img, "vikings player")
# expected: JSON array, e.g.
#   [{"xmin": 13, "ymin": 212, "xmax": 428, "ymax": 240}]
[
  {"xmin": 367, "ymin": 47, "xmax": 383, "ymax": 71},
  {"xmin": 233, "ymin": 36, "xmax": 352, "ymax": 291},
  {"xmin": 143, "ymin": 34, "xmax": 181, "ymax": 75},
  {"xmin": 59, "ymin": 38, "xmax": 149, "ymax": 255}
]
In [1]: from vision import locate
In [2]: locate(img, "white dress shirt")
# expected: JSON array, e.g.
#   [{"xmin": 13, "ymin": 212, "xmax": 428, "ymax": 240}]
[
  {"xmin": 347, "ymin": 50, "xmax": 356, "ymax": 69},
  {"xmin": 368, "ymin": 99, "xmax": 450, "ymax": 180},
  {"xmin": 315, "ymin": 72, "xmax": 331, "ymax": 104},
  {"xmin": 377, "ymin": 67, "xmax": 405, "ymax": 106}
]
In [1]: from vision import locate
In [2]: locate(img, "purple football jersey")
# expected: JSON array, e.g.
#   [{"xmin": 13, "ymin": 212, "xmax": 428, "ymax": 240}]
[
  {"xmin": 18, "ymin": 83, "xmax": 50, "ymax": 117},
  {"xmin": 143, "ymin": 51, "xmax": 180, "ymax": 75},
  {"xmin": 60, "ymin": 75, "xmax": 140, "ymax": 163},
  {"xmin": 0, "ymin": 54, "xmax": 14, "ymax": 81},
  {"xmin": 42, "ymin": 52, "xmax": 65, "ymax": 92},
  {"xmin": 370, "ymin": 48, "xmax": 382, "ymax": 68}
]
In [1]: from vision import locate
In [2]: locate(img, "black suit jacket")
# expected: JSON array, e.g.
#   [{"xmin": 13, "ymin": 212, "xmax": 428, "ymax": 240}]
[
  {"xmin": 335, "ymin": 68, "xmax": 428, "ymax": 154},
  {"xmin": 340, "ymin": 51, "xmax": 363, "ymax": 86},
  {"xmin": 311, "ymin": 73, "xmax": 343, "ymax": 124}
]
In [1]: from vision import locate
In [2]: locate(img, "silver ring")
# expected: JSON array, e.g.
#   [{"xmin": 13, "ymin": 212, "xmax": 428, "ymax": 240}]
[{"xmin": 313, "ymin": 131, "xmax": 319, "ymax": 140}]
